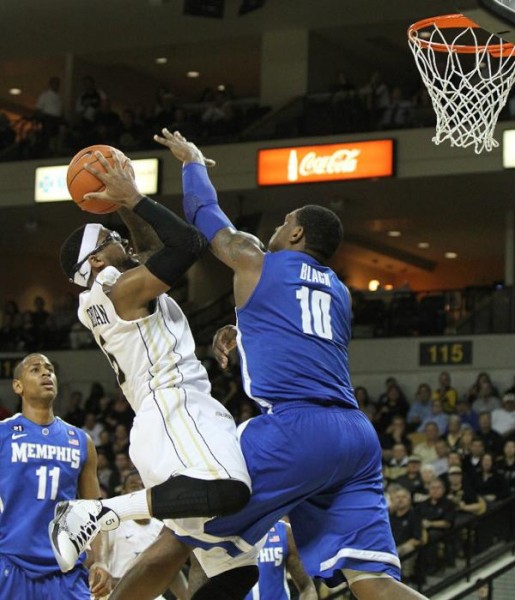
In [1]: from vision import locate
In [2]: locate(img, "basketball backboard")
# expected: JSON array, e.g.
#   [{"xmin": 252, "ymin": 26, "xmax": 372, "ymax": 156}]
[{"xmin": 459, "ymin": 0, "xmax": 515, "ymax": 41}]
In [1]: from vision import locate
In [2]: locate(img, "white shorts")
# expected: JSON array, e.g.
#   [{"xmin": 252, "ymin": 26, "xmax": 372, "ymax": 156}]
[{"xmin": 129, "ymin": 387, "xmax": 251, "ymax": 488}]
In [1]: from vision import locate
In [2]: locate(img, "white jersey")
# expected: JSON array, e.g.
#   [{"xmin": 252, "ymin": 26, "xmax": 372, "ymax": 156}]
[
  {"xmin": 79, "ymin": 265, "xmax": 251, "ymax": 560},
  {"xmin": 106, "ymin": 518, "xmax": 164, "ymax": 579},
  {"xmin": 78, "ymin": 266, "xmax": 211, "ymax": 413}
]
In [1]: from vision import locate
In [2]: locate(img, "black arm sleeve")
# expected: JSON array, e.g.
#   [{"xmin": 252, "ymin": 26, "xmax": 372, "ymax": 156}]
[{"xmin": 133, "ymin": 196, "xmax": 208, "ymax": 288}]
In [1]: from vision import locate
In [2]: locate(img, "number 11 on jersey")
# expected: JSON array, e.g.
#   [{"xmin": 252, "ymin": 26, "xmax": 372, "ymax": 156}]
[{"xmin": 296, "ymin": 286, "xmax": 333, "ymax": 339}]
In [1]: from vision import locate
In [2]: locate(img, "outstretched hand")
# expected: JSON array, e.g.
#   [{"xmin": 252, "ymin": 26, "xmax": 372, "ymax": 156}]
[
  {"xmin": 212, "ymin": 325, "xmax": 238, "ymax": 370},
  {"xmin": 153, "ymin": 129, "xmax": 216, "ymax": 167},
  {"xmin": 84, "ymin": 149, "xmax": 143, "ymax": 209}
]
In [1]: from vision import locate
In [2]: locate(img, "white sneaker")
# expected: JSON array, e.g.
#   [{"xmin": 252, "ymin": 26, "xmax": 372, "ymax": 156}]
[{"xmin": 49, "ymin": 500, "xmax": 120, "ymax": 572}]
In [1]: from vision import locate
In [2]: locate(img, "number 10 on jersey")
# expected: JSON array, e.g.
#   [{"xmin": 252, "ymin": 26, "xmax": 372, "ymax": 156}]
[{"xmin": 296, "ymin": 286, "xmax": 333, "ymax": 339}]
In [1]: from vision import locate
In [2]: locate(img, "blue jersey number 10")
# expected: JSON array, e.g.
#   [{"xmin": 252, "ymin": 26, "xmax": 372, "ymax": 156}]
[{"xmin": 296, "ymin": 286, "xmax": 333, "ymax": 339}]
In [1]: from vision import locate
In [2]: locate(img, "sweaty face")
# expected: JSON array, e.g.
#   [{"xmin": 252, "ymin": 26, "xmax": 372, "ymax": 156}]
[
  {"xmin": 268, "ymin": 211, "xmax": 299, "ymax": 252},
  {"xmin": 13, "ymin": 354, "xmax": 57, "ymax": 404},
  {"xmin": 95, "ymin": 228, "xmax": 139, "ymax": 272}
]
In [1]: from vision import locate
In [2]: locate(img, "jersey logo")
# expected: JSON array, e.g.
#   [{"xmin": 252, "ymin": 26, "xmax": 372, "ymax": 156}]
[{"xmin": 11, "ymin": 433, "xmax": 28, "ymax": 440}]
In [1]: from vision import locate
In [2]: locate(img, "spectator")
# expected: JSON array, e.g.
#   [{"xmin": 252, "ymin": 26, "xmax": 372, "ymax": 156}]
[
  {"xmin": 94, "ymin": 98, "xmax": 122, "ymax": 146},
  {"xmin": 201, "ymin": 89, "xmax": 235, "ymax": 137},
  {"xmin": 491, "ymin": 393, "xmax": 515, "ymax": 437},
  {"xmin": 0, "ymin": 300, "xmax": 23, "ymax": 350},
  {"xmin": 49, "ymin": 292, "xmax": 78, "ymax": 348},
  {"xmin": 417, "ymin": 398, "xmax": 449, "ymax": 434},
  {"xmin": 18, "ymin": 310, "xmax": 37, "ymax": 352},
  {"xmin": 111, "ymin": 424, "xmax": 130, "ymax": 455},
  {"xmin": 441, "ymin": 451, "xmax": 466, "ymax": 491},
  {"xmin": 472, "ymin": 452, "xmax": 509, "ymax": 503},
  {"xmin": 360, "ymin": 70, "xmax": 390, "ymax": 125},
  {"xmin": 384, "ymin": 443, "xmax": 409, "ymax": 480},
  {"xmin": 97, "ymin": 449, "xmax": 114, "ymax": 491},
  {"xmin": 82, "ymin": 412, "xmax": 104, "ymax": 446},
  {"xmin": 497, "ymin": 439, "xmax": 515, "ymax": 495},
  {"xmin": 447, "ymin": 466, "xmax": 486, "ymax": 523},
  {"xmin": 472, "ymin": 380, "xmax": 502, "ymax": 414},
  {"xmin": 456, "ymin": 398, "xmax": 479, "ymax": 431},
  {"xmin": 443, "ymin": 415, "xmax": 463, "ymax": 452},
  {"xmin": 374, "ymin": 382, "xmax": 410, "ymax": 434},
  {"xmin": 417, "ymin": 478, "xmax": 455, "ymax": 574},
  {"xmin": 407, "ymin": 383, "xmax": 432, "ymax": 432},
  {"xmin": 75, "ymin": 75, "xmax": 106, "ymax": 126},
  {"xmin": 432, "ymin": 371, "xmax": 459, "ymax": 414},
  {"xmin": 462, "ymin": 438, "xmax": 485, "ymax": 480},
  {"xmin": 413, "ymin": 464, "xmax": 438, "ymax": 504},
  {"xmin": 62, "ymin": 389, "xmax": 85, "ymax": 427},
  {"xmin": 389, "ymin": 487, "xmax": 423, "ymax": 581},
  {"xmin": 118, "ymin": 109, "xmax": 145, "ymax": 151},
  {"xmin": 108, "ymin": 451, "xmax": 133, "ymax": 496},
  {"xmin": 104, "ymin": 390, "xmax": 134, "ymax": 431},
  {"xmin": 467, "ymin": 372, "xmax": 500, "ymax": 404},
  {"xmin": 414, "ymin": 421, "xmax": 440, "ymax": 464},
  {"xmin": 0, "ymin": 113, "xmax": 16, "ymax": 156},
  {"xmin": 354, "ymin": 385, "xmax": 375, "ymax": 411},
  {"xmin": 431, "ymin": 440, "xmax": 450, "ymax": 477},
  {"xmin": 476, "ymin": 411, "xmax": 504, "ymax": 456},
  {"xmin": 35, "ymin": 76, "xmax": 63, "ymax": 147},
  {"xmin": 396, "ymin": 455, "xmax": 425, "ymax": 498},
  {"xmin": 84, "ymin": 381, "xmax": 105, "ymax": 414},
  {"xmin": 97, "ymin": 430, "xmax": 115, "ymax": 464},
  {"xmin": 380, "ymin": 86, "xmax": 413, "ymax": 129},
  {"xmin": 380, "ymin": 415, "xmax": 412, "ymax": 461}
]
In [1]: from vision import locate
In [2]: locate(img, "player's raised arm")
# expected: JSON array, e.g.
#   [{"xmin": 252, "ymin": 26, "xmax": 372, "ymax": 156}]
[{"xmin": 154, "ymin": 129, "xmax": 265, "ymax": 275}]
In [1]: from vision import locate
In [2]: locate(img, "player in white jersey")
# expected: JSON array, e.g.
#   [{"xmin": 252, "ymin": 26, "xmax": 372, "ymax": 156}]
[
  {"xmin": 106, "ymin": 471, "xmax": 188, "ymax": 600},
  {"xmin": 51, "ymin": 149, "xmax": 258, "ymax": 599}
]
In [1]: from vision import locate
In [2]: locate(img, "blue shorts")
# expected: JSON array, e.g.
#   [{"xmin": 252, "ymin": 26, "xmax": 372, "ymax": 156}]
[
  {"xmin": 0, "ymin": 555, "xmax": 90, "ymax": 600},
  {"xmin": 177, "ymin": 403, "xmax": 400, "ymax": 581}
]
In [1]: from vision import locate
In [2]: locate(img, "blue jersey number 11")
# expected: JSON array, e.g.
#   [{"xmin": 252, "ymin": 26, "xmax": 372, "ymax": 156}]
[{"xmin": 296, "ymin": 286, "xmax": 333, "ymax": 339}]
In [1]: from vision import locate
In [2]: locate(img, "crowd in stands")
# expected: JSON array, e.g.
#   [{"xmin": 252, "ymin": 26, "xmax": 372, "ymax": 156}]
[
  {"xmin": 0, "ymin": 75, "xmax": 266, "ymax": 162},
  {"xmin": 366, "ymin": 372, "xmax": 515, "ymax": 581},
  {"xmin": 4, "ymin": 66, "xmax": 515, "ymax": 163}
]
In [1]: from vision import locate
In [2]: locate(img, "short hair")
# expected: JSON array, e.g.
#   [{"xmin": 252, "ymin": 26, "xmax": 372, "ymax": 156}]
[
  {"xmin": 60, "ymin": 225, "xmax": 88, "ymax": 280},
  {"xmin": 295, "ymin": 205, "xmax": 343, "ymax": 261}
]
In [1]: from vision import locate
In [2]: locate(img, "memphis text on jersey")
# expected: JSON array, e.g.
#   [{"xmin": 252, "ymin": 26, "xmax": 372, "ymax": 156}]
[{"xmin": 11, "ymin": 442, "xmax": 81, "ymax": 469}]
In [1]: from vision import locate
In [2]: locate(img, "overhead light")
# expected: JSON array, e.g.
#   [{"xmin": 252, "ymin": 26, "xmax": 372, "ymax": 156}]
[
  {"xmin": 368, "ymin": 279, "xmax": 380, "ymax": 292},
  {"xmin": 217, "ymin": 84, "xmax": 226, "ymax": 91},
  {"xmin": 420, "ymin": 31, "xmax": 431, "ymax": 39},
  {"xmin": 418, "ymin": 242, "xmax": 430, "ymax": 249},
  {"xmin": 387, "ymin": 230, "xmax": 401, "ymax": 237},
  {"xmin": 384, "ymin": 284, "xmax": 393, "ymax": 291},
  {"xmin": 155, "ymin": 57, "xmax": 168, "ymax": 64},
  {"xmin": 187, "ymin": 71, "xmax": 200, "ymax": 78},
  {"xmin": 9, "ymin": 88, "xmax": 22, "ymax": 95},
  {"xmin": 445, "ymin": 251, "xmax": 458, "ymax": 259}
]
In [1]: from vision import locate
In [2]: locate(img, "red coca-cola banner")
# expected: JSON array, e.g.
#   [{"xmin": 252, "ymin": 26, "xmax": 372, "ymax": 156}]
[{"xmin": 257, "ymin": 139, "xmax": 394, "ymax": 186}]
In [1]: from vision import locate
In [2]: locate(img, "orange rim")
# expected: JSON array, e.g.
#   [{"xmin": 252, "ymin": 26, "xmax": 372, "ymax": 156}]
[{"xmin": 408, "ymin": 13, "xmax": 515, "ymax": 57}]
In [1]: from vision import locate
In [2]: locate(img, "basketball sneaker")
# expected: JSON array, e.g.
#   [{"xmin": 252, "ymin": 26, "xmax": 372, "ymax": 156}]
[{"xmin": 49, "ymin": 499, "xmax": 120, "ymax": 572}]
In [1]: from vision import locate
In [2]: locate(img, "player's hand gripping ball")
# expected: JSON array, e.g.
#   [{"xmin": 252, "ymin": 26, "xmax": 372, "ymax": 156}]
[{"xmin": 67, "ymin": 145, "xmax": 124, "ymax": 214}]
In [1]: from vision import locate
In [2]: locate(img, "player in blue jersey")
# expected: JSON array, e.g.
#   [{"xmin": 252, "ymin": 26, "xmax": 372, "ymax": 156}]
[
  {"xmin": 139, "ymin": 129, "xmax": 427, "ymax": 600},
  {"xmin": 244, "ymin": 520, "xmax": 317, "ymax": 600},
  {"xmin": 0, "ymin": 353, "xmax": 113, "ymax": 599}
]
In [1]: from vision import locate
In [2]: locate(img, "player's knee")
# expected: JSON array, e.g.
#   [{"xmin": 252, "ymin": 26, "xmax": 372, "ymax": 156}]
[
  {"xmin": 209, "ymin": 479, "xmax": 250, "ymax": 515},
  {"xmin": 190, "ymin": 565, "xmax": 259, "ymax": 600},
  {"xmin": 150, "ymin": 475, "xmax": 250, "ymax": 520}
]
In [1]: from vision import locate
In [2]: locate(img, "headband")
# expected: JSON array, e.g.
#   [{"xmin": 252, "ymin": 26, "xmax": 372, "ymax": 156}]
[{"xmin": 73, "ymin": 223, "xmax": 102, "ymax": 287}]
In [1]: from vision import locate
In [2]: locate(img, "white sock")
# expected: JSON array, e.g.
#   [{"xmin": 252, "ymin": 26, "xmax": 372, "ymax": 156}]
[{"xmin": 102, "ymin": 489, "xmax": 151, "ymax": 521}]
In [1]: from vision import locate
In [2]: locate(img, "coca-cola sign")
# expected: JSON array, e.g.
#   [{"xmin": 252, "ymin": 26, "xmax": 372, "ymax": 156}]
[{"xmin": 257, "ymin": 140, "xmax": 394, "ymax": 186}]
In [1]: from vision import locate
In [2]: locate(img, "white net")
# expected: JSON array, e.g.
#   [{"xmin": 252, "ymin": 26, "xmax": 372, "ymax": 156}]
[{"xmin": 408, "ymin": 15, "xmax": 515, "ymax": 153}]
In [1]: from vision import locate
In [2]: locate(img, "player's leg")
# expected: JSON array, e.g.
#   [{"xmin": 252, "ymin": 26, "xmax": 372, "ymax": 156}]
[
  {"xmin": 109, "ymin": 526, "xmax": 191, "ymax": 600},
  {"xmin": 346, "ymin": 571, "xmax": 428, "ymax": 599},
  {"xmin": 50, "ymin": 391, "xmax": 252, "ymax": 571}
]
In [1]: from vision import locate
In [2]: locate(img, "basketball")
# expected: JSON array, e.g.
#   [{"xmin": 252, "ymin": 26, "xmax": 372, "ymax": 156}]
[{"xmin": 67, "ymin": 145, "xmax": 123, "ymax": 214}]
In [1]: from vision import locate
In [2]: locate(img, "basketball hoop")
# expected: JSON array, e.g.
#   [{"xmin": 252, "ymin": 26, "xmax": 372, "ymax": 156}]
[{"xmin": 408, "ymin": 14, "xmax": 515, "ymax": 153}]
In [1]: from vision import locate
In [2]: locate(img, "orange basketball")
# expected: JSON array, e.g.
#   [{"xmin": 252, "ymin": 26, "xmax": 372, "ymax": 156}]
[{"xmin": 67, "ymin": 145, "xmax": 122, "ymax": 214}]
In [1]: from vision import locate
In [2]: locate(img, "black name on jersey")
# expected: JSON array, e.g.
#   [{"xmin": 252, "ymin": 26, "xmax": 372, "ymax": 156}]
[
  {"xmin": 87, "ymin": 304, "xmax": 110, "ymax": 328},
  {"xmin": 299, "ymin": 263, "xmax": 331, "ymax": 287}
]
